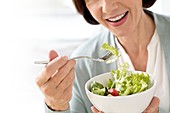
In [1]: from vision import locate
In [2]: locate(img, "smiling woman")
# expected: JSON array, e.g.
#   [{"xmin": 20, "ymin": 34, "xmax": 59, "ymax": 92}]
[
  {"xmin": 35, "ymin": 0, "xmax": 170, "ymax": 113},
  {"xmin": 1, "ymin": 0, "xmax": 169, "ymax": 113}
]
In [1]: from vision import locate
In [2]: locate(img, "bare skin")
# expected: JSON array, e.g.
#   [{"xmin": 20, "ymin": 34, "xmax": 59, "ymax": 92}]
[{"xmin": 36, "ymin": 50, "xmax": 76, "ymax": 110}]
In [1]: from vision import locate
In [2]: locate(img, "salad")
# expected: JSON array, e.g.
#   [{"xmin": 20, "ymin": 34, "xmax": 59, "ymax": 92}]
[
  {"xmin": 101, "ymin": 42, "xmax": 120, "ymax": 64},
  {"xmin": 89, "ymin": 43, "xmax": 151, "ymax": 96}
]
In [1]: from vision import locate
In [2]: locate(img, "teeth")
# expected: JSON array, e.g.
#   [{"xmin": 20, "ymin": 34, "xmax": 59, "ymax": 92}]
[{"xmin": 108, "ymin": 12, "xmax": 126, "ymax": 22}]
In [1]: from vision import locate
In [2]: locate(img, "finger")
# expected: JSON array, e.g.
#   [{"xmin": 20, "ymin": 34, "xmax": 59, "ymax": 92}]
[
  {"xmin": 46, "ymin": 56, "xmax": 68, "ymax": 76},
  {"xmin": 45, "ymin": 62, "xmax": 75, "ymax": 98},
  {"xmin": 143, "ymin": 96, "xmax": 160, "ymax": 113},
  {"xmin": 41, "ymin": 81, "xmax": 56, "ymax": 98},
  {"xmin": 49, "ymin": 50, "xmax": 58, "ymax": 61},
  {"xmin": 40, "ymin": 61, "xmax": 75, "ymax": 98},
  {"xmin": 59, "ymin": 81, "xmax": 74, "ymax": 105},
  {"xmin": 45, "ymin": 83, "xmax": 74, "ymax": 109},
  {"xmin": 36, "ymin": 56, "xmax": 68, "ymax": 87},
  {"xmin": 55, "ymin": 67, "xmax": 75, "ymax": 96},
  {"xmin": 91, "ymin": 106, "xmax": 99, "ymax": 113},
  {"xmin": 64, "ymin": 81, "xmax": 74, "ymax": 101},
  {"xmin": 49, "ymin": 60, "xmax": 76, "ymax": 88},
  {"xmin": 91, "ymin": 106, "xmax": 104, "ymax": 113}
]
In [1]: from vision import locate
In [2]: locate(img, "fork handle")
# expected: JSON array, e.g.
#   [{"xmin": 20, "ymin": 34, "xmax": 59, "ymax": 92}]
[
  {"xmin": 34, "ymin": 56, "xmax": 104, "ymax": 64},
  {"xmin": 34, "ymin": 61, "xmax": 49, "ymax": 64},
  {"xmin": 70, "ymin": 56, "xmax": 92, "ymax": 60},
  {"xmin": 71, "ymin": 56, "xmax": 104, "ymax": 62},
  {"xmin": 34, "ymin": 56, "xmax": 89, "ymax": 64}
]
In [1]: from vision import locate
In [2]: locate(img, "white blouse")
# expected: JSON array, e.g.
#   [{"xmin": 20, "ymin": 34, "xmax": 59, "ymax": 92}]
[{"xmin": 115, "ymin": 29, "xmax": 170, "ymax": 111}]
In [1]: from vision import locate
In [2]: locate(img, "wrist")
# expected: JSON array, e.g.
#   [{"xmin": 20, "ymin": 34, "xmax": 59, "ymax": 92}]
[
  {"xmin": 48, "ymin": 103, "xmax": 69, "ymax": 111},
  {"xmin": 45, "ymin": 99, "xmax": 69, "ymax": 111}
]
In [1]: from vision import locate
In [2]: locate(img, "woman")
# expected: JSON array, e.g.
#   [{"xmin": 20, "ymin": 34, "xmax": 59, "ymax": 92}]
[{"xmin": 36, "ymin": 0, "xmax": 170, "ymax": 113}]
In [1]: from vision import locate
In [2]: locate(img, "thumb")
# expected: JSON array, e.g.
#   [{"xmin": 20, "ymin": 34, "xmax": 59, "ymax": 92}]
[
  {"xmin": 35, "ymin": 50, "xmax": 59, "ymax": 87},
  {"xmin": 49, "ymin": 50, "xmax": 58, "ymax": 61}
]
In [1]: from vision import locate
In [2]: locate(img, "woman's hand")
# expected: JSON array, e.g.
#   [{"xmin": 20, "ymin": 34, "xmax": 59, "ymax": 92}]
[
  {"xmin": 36, "ymin": 50, "xmax": 76, "ymax": 111},
  {"xmin": 91, "ymin": 96, "xmax": 160, "ymax": 113},
  {"xmin": 91, "ymin": 106, "xmax": 104, "ymax": 113},
  {"xmin": 142, "ymin": 96, "xmax": 160, "ymax": 113}
]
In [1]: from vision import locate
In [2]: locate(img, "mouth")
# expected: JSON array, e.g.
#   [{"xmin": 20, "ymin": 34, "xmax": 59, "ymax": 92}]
[
  {"xmin": 106, "ymin": 11, "xmax": 128, "ymax": 26},
  {"xmin": 107, "ymin": 11, "xmax": 128, "ymax": 22}
]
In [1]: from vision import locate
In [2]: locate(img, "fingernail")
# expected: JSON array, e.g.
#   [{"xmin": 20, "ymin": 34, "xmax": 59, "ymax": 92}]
[{"xmin": 62, "ymin": 56, "xmax": 68, "ymax": 61}]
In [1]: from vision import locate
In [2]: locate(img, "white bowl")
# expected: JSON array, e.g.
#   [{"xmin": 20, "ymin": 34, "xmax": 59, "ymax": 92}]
[{"xmin": 85, "ymin": 72, "xmax": 157, "ymax": 113}]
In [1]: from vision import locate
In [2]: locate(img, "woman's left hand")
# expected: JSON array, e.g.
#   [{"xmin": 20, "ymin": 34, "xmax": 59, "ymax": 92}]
[
  {"xmin": 91, "ymin": 106, "xmax": 104, "ymax": 113},
  {"xmin": 91, "ymin": 96, "xmax": 160, "ymax": 113},
  {"xmin": 142, "ymin": 96, "xmax": 160, "ymax": 113}
]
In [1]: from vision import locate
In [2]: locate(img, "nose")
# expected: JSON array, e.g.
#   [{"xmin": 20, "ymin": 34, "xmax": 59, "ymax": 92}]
[{"xmin": 102, "ymin": 0, "xmax": 118, "ymax": 13}]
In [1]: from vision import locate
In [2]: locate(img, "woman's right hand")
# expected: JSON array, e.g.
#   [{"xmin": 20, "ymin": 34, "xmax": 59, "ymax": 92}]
[{"xmin": 36, "ymin": 50, "xmax": 76, "ymax": 111}]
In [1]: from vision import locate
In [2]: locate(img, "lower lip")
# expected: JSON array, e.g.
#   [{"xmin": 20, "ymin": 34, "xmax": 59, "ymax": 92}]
[{"xmin": 108, "ymin": 12, "xmax": 128, "ymax": 27}]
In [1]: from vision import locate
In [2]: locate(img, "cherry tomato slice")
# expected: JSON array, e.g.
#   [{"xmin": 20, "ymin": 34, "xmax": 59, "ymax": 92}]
[{"xmin": 109, "ymin": 88, "xmax": 119, "ymax": 96}]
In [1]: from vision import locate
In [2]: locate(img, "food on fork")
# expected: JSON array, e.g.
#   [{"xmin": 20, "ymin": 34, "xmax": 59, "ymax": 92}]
[{"xmin": 101, "ymin": 42, "xmax": 120, "ymax": 64}]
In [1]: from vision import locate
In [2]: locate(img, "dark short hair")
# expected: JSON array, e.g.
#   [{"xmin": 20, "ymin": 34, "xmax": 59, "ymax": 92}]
[{"xmin": 72, "ymin": 0, "xmax": 157, "ymax": 25}]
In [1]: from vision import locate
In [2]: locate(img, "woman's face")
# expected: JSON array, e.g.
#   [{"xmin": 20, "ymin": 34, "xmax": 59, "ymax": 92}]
[{"xmin": 85, "ymin": 0, "xmax": 144, "ymax": 37}]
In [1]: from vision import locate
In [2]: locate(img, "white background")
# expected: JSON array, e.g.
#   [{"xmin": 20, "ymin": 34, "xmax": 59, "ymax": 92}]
[{"xmin": 0, "ymin": 0, "xmax": 169, "ymax": 113}]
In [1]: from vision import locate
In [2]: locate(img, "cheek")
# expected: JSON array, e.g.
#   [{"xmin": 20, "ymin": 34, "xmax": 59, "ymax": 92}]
[
  {"xmin": 90, "ymin": 11, "xmax": 99, "ymax": 20},
  {"xmin": 86, "ymin": 1, "xmax": 102, "ymax": 21},
  {"xmin": 87, "ymin": 7, "xmax": 100, "ymax": 22},
  {"xmin": 128, "ymin": 0, "xmax": 133, "ymax": 5},
  {"xmin": 128, "ymin": 0, "xmax": 143, "ymax": 21},
  {"xmin": 89, "ymin": 13, "xmax": 100, "ymax": 24},
  {"xmin": 127, "ymin": 0, "xmax": 142, "ymax": 9}
]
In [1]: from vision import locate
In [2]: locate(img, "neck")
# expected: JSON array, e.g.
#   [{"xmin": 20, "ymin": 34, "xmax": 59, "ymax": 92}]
[
  {"xmin": 117, "ymin": 11, "xmax": 155, "ymax": 55},
  {"xmin": 115, "ymin": 11, "xmax": 155, "ymax": 71}
]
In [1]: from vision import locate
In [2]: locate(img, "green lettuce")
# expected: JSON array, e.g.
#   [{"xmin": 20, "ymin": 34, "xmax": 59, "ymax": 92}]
[
  {"xmin": 111, "ymin": 63, "xmax": 151, "ymax": 96},
  {"xmin": 101, "ymin": 43, "xmax": 120, "ymax": 64},
  {"xmin": 90, "ymin": 63, "xmax": 151, "ymax": 96}
]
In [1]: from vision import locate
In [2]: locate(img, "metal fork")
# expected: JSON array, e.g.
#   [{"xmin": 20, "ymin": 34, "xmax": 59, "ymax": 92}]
[{"xmin": 34, "ymin": 51, "xmax": 114, "ymax": 64}]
